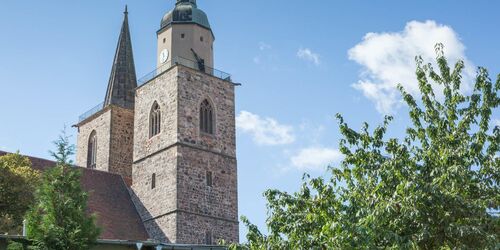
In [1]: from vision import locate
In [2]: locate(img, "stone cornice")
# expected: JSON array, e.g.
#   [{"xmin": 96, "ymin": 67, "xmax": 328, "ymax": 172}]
[{"xmin": 133, "ymin": 142, "xmax": 236, "ymax": 165}]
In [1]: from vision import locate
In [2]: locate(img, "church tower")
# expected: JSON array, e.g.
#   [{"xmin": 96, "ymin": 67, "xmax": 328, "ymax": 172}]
[
  {"xmin": 157, "ymin": 0, "xmax": 214, "ymax": 69},
  {"xmin": 131, "ymin": 0, "xmax": 239, "ymax": 244},
  {"xmin": 75, "ymin": 7, "xmax": 136, "ymax": 180}
]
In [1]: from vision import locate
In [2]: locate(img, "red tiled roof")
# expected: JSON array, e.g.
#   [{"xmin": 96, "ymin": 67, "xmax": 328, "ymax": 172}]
[{"xmin": 0, "ymin": 151, "xmax": 149, "ymax": 241}]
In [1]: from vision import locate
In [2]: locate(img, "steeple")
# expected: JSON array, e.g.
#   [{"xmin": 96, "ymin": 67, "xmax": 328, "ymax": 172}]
[{"xmin": 104, "ymin": 5, "xmax": 137, "ymax": 109}]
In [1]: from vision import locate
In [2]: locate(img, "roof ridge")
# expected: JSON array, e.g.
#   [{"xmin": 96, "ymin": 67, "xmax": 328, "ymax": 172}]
[
  {"xmin": 0, "ymin": 150, "xmax": 124, "ymax": 178},
  {"xmin": 0, "ymin": 150, "xmax": 56, "ymax": 164},
  {"xmin": 119, "ymin": 176, "xmax": 150, "ymax": 239}
]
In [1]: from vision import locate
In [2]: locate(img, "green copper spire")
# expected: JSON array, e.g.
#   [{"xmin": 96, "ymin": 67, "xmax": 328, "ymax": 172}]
[{"xmin": 104, "ymin": 6, "xmax": 137, "ymax": 110}]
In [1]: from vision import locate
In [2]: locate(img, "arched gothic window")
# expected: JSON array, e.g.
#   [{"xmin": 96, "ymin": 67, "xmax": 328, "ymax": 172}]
[
  {"xmin": 200, "ymin": 99, "xmax": 214, "ymax": 134},
  {"xmin": 150, "ymin": 102, "xmax": 161, "ymax": 138},
  {"xmin": 87, "ymin": 131, "xmax": 97, "ymax": 169}
]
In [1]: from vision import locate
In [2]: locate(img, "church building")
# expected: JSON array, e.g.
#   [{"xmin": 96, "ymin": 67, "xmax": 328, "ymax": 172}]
[{"xmin": 73, "ymin": 0, "xmax": 239, "ymax": 244}]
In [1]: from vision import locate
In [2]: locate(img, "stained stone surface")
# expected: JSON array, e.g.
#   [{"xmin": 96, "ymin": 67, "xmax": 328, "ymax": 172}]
[
  {"xmin": 133, "ymin": 68, "xmax": 179, "ymax": 161},
  {"xmin": 76, "ymin": 108, "xmax": 112, "ymax": 172},
  {"xmin": 108, "ymin": 106, "xmax": 134, "ymax": 179},
  {"xmin": 76, "ymin": 106, "xmax": 134, "ymax": 180},
  {"xmin": 131, "ymin": 65, "xmax": 238, "ymax": 243}
]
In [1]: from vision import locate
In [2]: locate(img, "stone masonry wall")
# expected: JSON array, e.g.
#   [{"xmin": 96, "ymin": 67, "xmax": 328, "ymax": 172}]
[
  {"xmin": 177, "ymin": 66, "xmax": 237, "ymax": 158},
  {"xmin": 132, "ymin": 148, "xmax": 177, "ymax": 220},
  {"xmin": 76, "ymin": 108, "xmax": 112, "ymax": 171},
  {"xmin": 131, "ymin": 139, "xmax": 178, "ymax": 242},
  {"xmin": 175, "ymin": 66, "xmax": 238, "ymax": 243},
  {"xmin": 176, "ymin": 146, "xmax": 238, "ymax": 219},
  {"xmin": 176, "ymin": 212, "xmax": 239, "ymax": 244},
  {"xmin": 132, "ymin": 67, "xmax": 180, "ymax": 243},
  {"xmin": 131, "ymin": 65, "xmax": 238, "ymax": 243},
  {"xmin": 133, "ymin": 68, "xmax": 178, "ymax": 162},
  {"xmin": 108, "ymin": 106, "xmax": 134, "ymax": 179},
  {"xmin": 143, "ymin": 213, "xmax": 177, "ymax": 243},
  {"xmin": 176, "ymin": 145, "xmax": 239, "ymax": 243}
]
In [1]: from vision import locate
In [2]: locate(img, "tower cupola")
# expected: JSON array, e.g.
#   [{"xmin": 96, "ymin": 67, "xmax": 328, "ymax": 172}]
[
  {"xmin": 156, "ymin": 0, "xmax": 214, "ymax": 69},
  {"xmin": 160, "ymin": 0, "xmax": 211, "ymax": 32}
]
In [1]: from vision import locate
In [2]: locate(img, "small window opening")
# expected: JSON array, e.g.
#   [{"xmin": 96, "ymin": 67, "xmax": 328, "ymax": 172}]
[
  {"xmin": 181, "ymin": 33, "xmax": 185, "ymax": 39},
  {"xmin": 206, "ymin": 171, "xmax": 212, "ymax": 187},
  {"xmin": 163, "ymin": 38, "xmax": 166, "ymax": 43},
  {"xmin": 200, "ymin": 36, "xmax": 204, "ymax": 42},
  {"xmin": 151, "ymin": 173, "xmax": 156, "ymax": 189},
  {"xmin": 205, "ymin": 231, "xmax": 212, "ymax": 245}
]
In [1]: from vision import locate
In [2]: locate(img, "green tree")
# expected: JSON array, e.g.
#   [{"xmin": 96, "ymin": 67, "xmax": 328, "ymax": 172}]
[
  {"xmin": 237, "ymin": 45, "xmax": 500, "ymax": 249},
  {"xmin": 25, "ymin": 132, "xmax": 100, "ymax": 250},
  {"xmin": 49, "ymin": 127, "xmax": 76, "ymax": 165},
  {"xmin": 0, "ymin": 153, "xmax": 40, "ymax": 235},
  {"xmin": 7, "ymin": 240, "xmax": 27, "ymax": 250}
]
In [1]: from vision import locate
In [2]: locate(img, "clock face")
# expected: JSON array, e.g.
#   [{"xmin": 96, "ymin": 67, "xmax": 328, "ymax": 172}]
[{"xmin": 160, "ymin": 49, "xmax": 169, "ymax": 63}]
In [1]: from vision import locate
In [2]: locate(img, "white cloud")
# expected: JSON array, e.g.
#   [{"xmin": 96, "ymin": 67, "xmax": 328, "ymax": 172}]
[
  {"xmin": 291, "ymin": 147, "xmax": 343, "ymax": 171},
  {"xmin": 297, "ymin": 48, "xmax": 321, "ymax": 65},
  {"xmin": 236, "ymin": 111, "xmax": 295, "ymax": 146},
  {"xmin": 348, "ymin": 20, "xmax": 475, "ymax": 114},
  {"xmin": 259, "ymin": 42, "xmax": 272, "ymax": 51}
]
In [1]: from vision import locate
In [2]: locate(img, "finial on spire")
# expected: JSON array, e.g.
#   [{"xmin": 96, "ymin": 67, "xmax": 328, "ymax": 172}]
[{"xmin": 104, "ymin": 3, "xmax": 137, "ymax": 110}]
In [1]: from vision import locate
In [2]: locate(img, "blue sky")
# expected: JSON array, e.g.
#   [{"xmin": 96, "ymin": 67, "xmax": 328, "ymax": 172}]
[{"xmin": 1, "ymin": 0, "xmax": 499, "ymax": 241}]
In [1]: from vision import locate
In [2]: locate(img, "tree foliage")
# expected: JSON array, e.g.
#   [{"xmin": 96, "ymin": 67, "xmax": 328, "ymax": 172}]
[
  {"xmin": 49, "ymin": 127, "xmax": 75, "ymax": 166},
  {"xmin": 25, "ymin": 133, "xmax": 100, "ymax": 250},
  {"xmin": 7, "ymin": 240, "xmax": 27, "ymax": 250},
  {"xmin": 236, "ymin": 45, "xmax": 500, "ymax": 249},
  {"xmin": 0, "ymin": 153, "xmax": 40, "ymax": 234}
]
